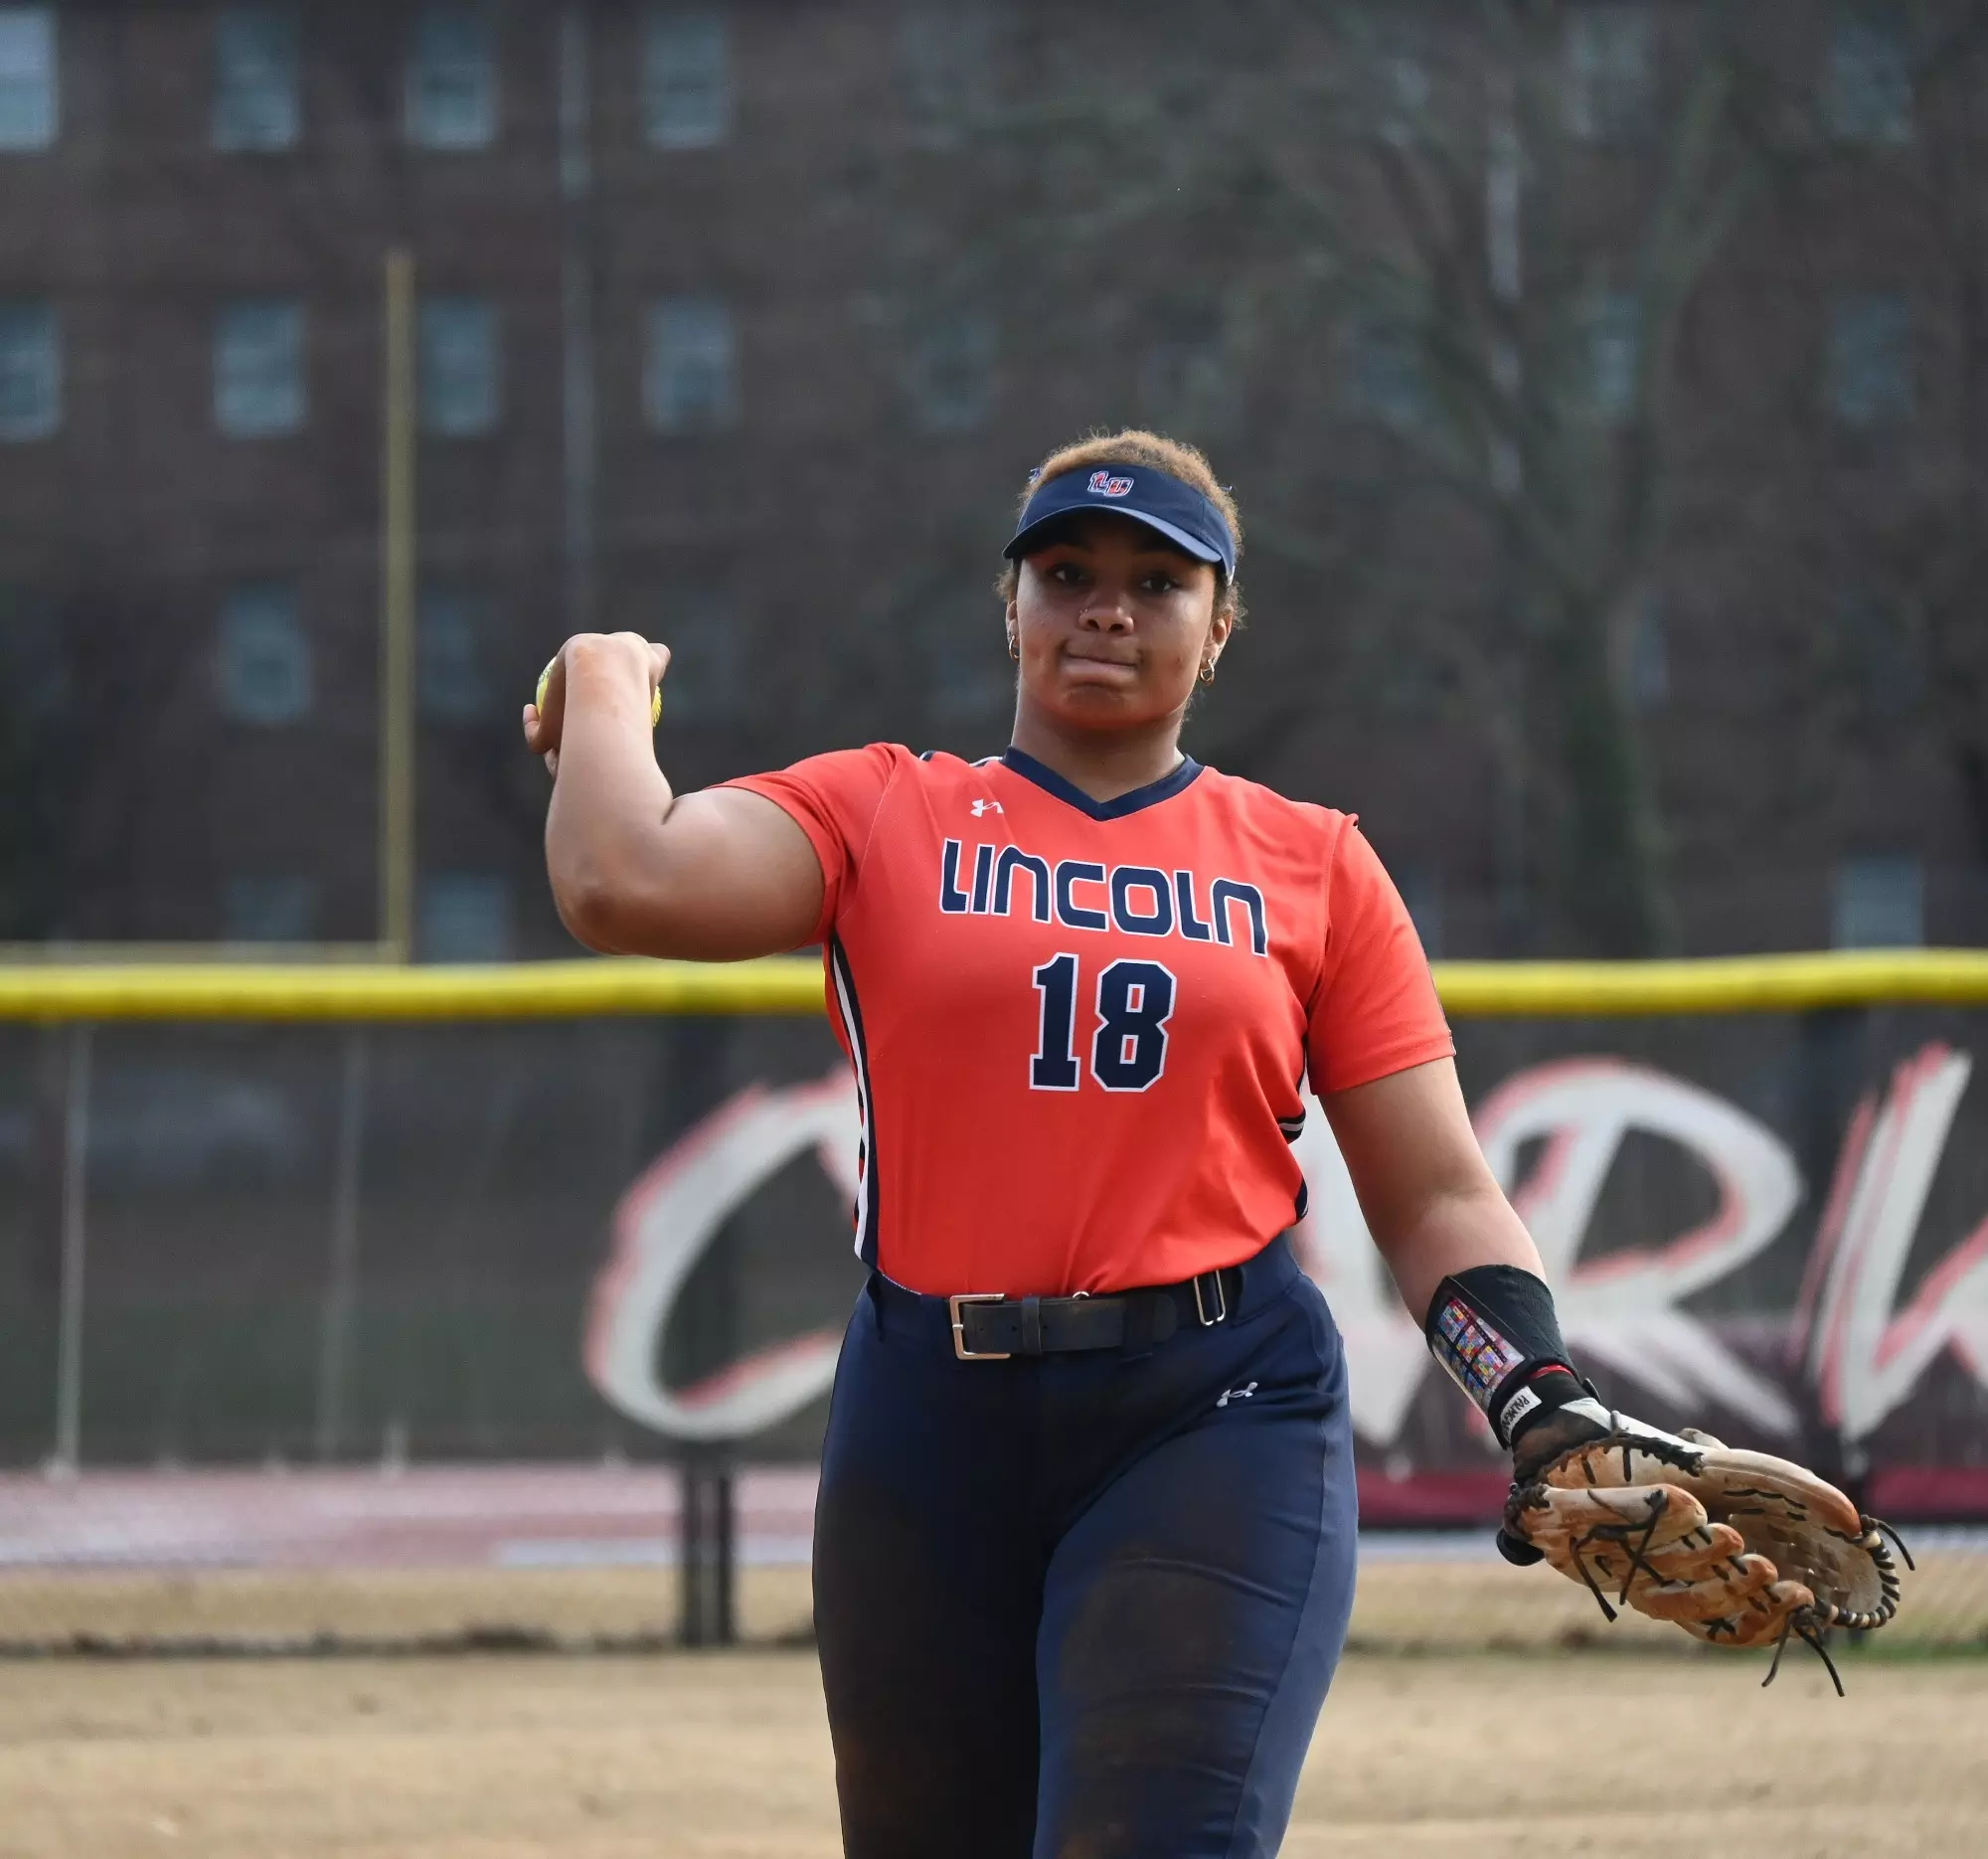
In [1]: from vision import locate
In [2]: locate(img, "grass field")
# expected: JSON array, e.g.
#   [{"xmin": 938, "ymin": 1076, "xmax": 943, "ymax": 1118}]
[{"xmin": 0, "ymin": 1646, "xmax": 1982, "ymax": 1858}]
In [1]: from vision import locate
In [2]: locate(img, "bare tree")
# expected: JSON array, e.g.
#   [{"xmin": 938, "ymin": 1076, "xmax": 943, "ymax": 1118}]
[
  {"xmin": 1830, "ymin": 3, "xmax": 1988, "ymax": 879},
  {"xmin": 864, "ymin": 1, "xmax": 1818, "ymax": 954}
]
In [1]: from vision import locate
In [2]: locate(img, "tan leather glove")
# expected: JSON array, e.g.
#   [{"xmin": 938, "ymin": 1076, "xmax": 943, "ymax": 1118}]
[{"xmin": 1503, "ymin": 1406, "xmax": 1910, "ymax": 1691}]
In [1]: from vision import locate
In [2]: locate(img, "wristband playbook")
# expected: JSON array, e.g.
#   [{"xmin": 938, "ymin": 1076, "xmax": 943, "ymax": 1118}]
[{"xmin": 1423, "ymin": 1264, "xmax": 1582, "ymax": 1448}]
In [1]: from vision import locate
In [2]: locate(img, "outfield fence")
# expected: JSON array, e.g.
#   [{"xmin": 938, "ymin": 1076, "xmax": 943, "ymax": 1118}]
[{"xmin": 0, "ymin": 951, "xmax": 1984, "ymax": 1653}]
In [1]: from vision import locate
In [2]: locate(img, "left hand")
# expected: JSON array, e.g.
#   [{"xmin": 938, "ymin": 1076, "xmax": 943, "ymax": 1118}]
[{"xmin": 1501, "ymin": 1403, "xmax": 1907, "ymax": 1689}]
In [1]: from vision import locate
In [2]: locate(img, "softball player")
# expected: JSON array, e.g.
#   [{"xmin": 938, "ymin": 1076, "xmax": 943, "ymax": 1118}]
[{"xmin": 527, "ymin": 430, "xmax": 1601, "ymax": 1857}]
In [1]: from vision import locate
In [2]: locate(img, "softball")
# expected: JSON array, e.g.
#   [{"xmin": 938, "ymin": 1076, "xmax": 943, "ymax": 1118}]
[{"xmin": 536, "ymin": 656, "xmax": 662, "ymax": 728}]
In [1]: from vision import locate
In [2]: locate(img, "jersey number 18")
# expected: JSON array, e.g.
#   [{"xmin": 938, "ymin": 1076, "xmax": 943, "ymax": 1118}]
[{"xmin": 1030, "ymin": 955, "xmax": 1176, "ymax": 1093}]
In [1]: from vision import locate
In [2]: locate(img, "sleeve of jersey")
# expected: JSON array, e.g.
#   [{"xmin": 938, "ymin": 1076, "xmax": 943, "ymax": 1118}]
[
  {"xmin": 720, "ymin": 744, "xmax": 902, "ymax": 946},
  {"xmin": 1306, "ymin": 819, "xmax": 1455, "ymax": 1097}
]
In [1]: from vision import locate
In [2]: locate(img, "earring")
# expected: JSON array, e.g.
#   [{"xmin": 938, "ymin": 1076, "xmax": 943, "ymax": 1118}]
[
  {"xmin": 1008, "ymin": 631, "xmax": 1021, "ymax": 662},
  {"xmin": 1198, "ymin": 656, "xmax": 1218, "ymax": 685}
]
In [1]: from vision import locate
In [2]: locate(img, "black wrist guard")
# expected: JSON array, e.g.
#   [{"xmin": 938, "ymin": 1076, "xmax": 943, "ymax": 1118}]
[{"xmin": 1423, "ymin": 1264, "xmax": 1584, "ymax": 1450}]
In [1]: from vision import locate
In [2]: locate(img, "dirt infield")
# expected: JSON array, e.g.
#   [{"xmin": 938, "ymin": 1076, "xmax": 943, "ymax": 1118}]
[
  {"xmin": 0, "ymin": 1648, "xmax": 1981, "ymax": 1858},
  {"xmin": 5, "ymin": 1545, "xmax": 1986, "ymax": 1652}
]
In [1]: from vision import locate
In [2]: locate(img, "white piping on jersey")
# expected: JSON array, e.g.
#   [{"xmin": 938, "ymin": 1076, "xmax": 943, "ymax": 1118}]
[{"xmin": 828, "ymin": 937, "xmax": 879, "ymax": 1265}]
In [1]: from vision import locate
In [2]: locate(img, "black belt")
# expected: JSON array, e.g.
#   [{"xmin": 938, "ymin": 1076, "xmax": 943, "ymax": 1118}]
[{"xmin": 948, "ymin": 1267, "xmax": 1239, "ymax": 1361}]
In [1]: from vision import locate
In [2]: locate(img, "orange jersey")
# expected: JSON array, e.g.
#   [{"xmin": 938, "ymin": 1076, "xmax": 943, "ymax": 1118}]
[{"xmin": 729, "ymin": 746, "xmax": 1452, "ymax": 1296}]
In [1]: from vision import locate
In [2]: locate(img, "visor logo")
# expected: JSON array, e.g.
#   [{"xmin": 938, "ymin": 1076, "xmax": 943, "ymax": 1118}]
[{"xmin": 1086, "ymin": 470, "xmax": 1134, "ymax": 498}]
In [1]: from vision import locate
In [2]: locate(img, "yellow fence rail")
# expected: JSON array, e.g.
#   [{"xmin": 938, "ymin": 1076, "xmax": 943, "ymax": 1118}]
[
  {"xmin": 0, "ymin": 948, "xmax": 1983, "ymax": 1022},
  {"xmin": 1433, "ymin": 948, "xmax": 1988, "ymax": 1017}
]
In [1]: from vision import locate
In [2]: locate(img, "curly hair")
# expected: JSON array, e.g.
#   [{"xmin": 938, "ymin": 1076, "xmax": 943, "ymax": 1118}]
[{"xmin": 994, "ymin": 428, "xmax": 1244, "ymax": 623}]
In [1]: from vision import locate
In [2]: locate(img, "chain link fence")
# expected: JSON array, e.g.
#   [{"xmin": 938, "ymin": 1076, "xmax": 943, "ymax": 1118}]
[{"xmin": 0, "ymin": 967, "xmax": 1984, "ymax": 1656}]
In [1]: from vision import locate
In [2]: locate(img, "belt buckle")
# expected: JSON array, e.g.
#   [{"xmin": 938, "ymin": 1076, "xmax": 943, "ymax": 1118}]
[
  {"xmin": 948, "ymin": 1292, "xmax": 1011, "ymax": 1361},
  {"xmin": 1192, "ymin": 1271, "xmax": 1228, "ymax": 1327}
]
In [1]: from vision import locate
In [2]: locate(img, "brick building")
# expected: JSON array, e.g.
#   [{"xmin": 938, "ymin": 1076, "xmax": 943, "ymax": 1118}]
[{"xmin": 0, "ymin": 0, "xmax": 1982, "ymax": 957}]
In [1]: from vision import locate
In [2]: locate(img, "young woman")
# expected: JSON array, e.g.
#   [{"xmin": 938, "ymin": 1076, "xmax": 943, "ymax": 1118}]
[{"xmin": 526, "ymin": 431, "xmax": 1594, "ymax": 1859}]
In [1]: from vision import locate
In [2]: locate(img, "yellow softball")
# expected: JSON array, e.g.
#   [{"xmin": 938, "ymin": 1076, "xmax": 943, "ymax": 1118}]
[{"xmin": 536, "ymin": 657, "xmax": 662, "ymax": 727}]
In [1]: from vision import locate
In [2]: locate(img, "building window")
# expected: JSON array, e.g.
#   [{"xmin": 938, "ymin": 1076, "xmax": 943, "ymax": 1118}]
[
  {"xmin": 900, "ymin": 7, "xmax": 994, "ymax": 129},
  {"xmin": 0, "ymin": 8, "xmax": 56, "ymax": 151},
  {"xmin": 0, "ymin": 586, "xmax": 65, "ymax": 716},
  {"xmin": 644, "ymin": 8, "xmax": 730, "ymax": 149},
  {"xmin": 1827, "ymin": 290, "xmax": 1913, "ymax": 427},
  {"xmin": 909, "ymin": 312, "xmax": 994, "ymax": 434},
  {"xmin": 657, "ymin": 585, "xmax": 741, "ymax": 724},
  {"xmin": 407, "ymin": 5, "xmax": 496, "ymax": 151},
  {"xmin": 0, "ymin": 300, "xmax": 59, "ymax": 440},
  {"xmin": 1833, "ymin": 587, "xmax": 1923, "ymax": 720},
  {"xmin": 644, "ymin": 297, "xmax": 737, "ymax": 433},
  {"xmin": 419, "ymin": 871, "xmax": 514, "ymax": 961},
  {"xmin": 1350, "ymin": 316, "xmax": 1430, "ymax": 429},
  {"xmin": 1584, "ymin": 289, "xmax": 1642, "ymax": 422},
  {"xmin": 1565, "ymin": 5, "xmax": 1653, "ymax": 142},
  {"xmin": 215, "ymin": 299, "xmax": 305, "ymax": 437},
  {"xmin": 417, "ymin": 585, "xmax": 489, "ymax": 722},
  {"xmin": 417, "ymin": 296, "xmax": 500, "ymax": 436},
  {"xmin": 1376, "ymin": 53, "xmax": 1432, "ymax": 147},
  {"xmin": 1372, "ymin": 645, "xmax": 1445, "ymax": 720},
  {"xmin": 1138, "ymin": 333, "xmax": 1232, "ymax": 436},
  {"xmin": 926, "ymin": 609, "xmax": 1008, "ymax": 724},
  {"xmin": 214, "ymin": 6, "xmax": 300, "ymax": 152},
  {"xmin": 1394, "ymin": 864, "xmax": 1444, "ymax": 959},
  {"xmin": 223, "ymin": 875, "xmax": 319, "ymax": 943},
  {"xmin": 1625, "ymin": 596, "xmax": 1669, "ymax": 712},
  {"xmin": 1824, "ymin": 13, "xmax": 1912, "ymax": 144},
  {"xmin": 218, "ymin": 582, "xmax": 310, "ymax": 726},
  {"xmin": 1832, "ymin": 856, "xmax": 1923, "ymax": 948}
]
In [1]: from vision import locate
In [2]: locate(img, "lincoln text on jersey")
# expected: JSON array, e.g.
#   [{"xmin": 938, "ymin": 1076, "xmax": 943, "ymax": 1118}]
[{"xmin": 938, "ymin": 839, "xmax": 1269, "ymax": 955}]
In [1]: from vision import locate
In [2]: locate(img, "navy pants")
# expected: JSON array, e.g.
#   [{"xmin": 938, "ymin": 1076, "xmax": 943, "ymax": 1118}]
[{"xmin": 812, "ymin": 1238, "xmax": 1359, "ymax": 1859}]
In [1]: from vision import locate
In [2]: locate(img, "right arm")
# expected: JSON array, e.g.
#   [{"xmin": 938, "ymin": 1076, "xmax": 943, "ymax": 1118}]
[{"xmin": 525, "ymin": 632, "xmax": 825, "ymax": 960}]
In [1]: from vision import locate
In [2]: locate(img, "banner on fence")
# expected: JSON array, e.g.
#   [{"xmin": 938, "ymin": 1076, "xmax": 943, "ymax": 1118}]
[
  {"xmin": 1, "ymin": 1009, "xmax": 1982, "ymax": 1521},
  {"xmin": 588, "ymin": 1031, "xmax": 1988, "ymax": 1522}
]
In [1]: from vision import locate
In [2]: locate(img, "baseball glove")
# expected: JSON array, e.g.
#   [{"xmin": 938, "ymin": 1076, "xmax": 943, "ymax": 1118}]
[{"xmin": 1503, "ymin": 1409, "xmax": 1911, "ymax": 1693}]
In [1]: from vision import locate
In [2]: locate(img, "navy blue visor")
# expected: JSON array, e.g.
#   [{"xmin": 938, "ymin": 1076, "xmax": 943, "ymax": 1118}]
[{"xmin": 1003, "ymin": 462, "xmax": 1237, "ymax": 583}]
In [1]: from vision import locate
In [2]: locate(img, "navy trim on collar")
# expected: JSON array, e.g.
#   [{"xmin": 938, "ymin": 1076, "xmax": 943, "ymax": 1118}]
[{"xmin": 1000, "ymin": 748, "xmax": 1203, "ymax": 820}]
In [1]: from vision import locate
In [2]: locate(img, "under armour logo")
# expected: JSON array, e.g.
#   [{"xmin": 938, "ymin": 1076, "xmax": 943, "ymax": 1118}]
[
  {"xmin": 1216, "ymin": 1382, "xmax": 1258, "ymax": 1408},
  {"xmin": 970, "ymin": 798, "xmax": 1003, "ymax": 817}
]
